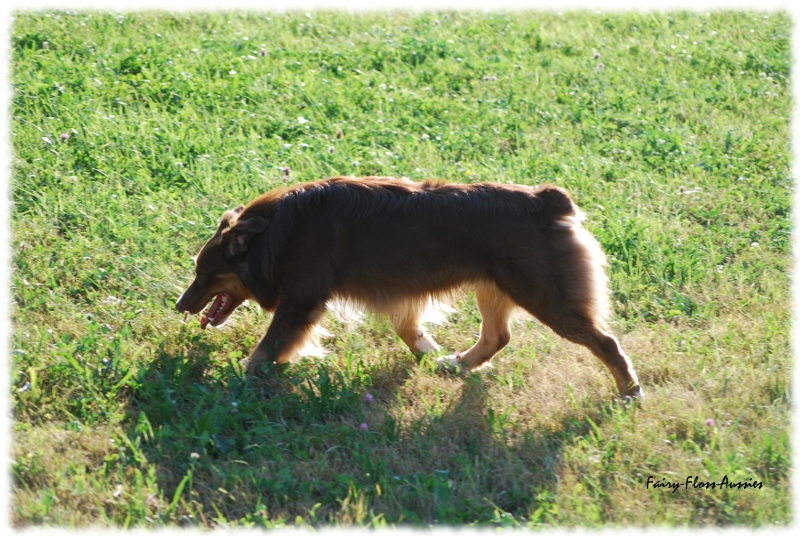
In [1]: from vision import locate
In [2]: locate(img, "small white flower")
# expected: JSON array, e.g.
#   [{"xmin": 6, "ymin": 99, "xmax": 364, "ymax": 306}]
[{"xmin": 297, "ymin": 116, "xmax": 309, "ymax": 124}]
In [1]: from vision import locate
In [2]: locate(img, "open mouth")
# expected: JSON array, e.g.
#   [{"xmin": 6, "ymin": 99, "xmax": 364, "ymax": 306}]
[{"xmin": 199, "ymin": 293, "xmax": 235, "ymax": 329}]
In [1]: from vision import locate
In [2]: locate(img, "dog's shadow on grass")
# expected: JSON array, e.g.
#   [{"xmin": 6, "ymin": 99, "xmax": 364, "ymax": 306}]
[
  {"xmin": 376, "ymin": 371, "xmax": 615, "ymax": 523},
  {"xmin": 128, "ymin": 340, "xmax": 616, "ymax": 526}
]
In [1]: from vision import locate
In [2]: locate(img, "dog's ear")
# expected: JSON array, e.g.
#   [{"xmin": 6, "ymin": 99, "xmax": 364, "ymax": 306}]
[
  {"xmin": 216, "ymin": 205, "xmax": 246, "ymax": 234},
  {"xmin": 221, "ymin": 215, "xmax": 269, "ymax": 261}
]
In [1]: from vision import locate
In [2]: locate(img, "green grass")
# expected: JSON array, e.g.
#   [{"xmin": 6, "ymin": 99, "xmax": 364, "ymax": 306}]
[{"xmin": 10, "ymin": 9, "xmax": 791, "ymax": 528}]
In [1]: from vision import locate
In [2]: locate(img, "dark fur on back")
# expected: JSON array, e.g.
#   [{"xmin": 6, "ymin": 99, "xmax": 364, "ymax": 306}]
[
  {"xmin": 239, "ymin": 178, "xmax": 576, "ymax": 308},
  {"xmin": 177, "ymin": 176, "xmax": 642, "ymax": 399}
]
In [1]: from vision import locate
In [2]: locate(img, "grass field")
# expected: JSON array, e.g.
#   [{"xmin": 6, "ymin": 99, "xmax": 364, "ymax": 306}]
[{"xmin": 9, "ymin": 9, "xmax": 791, "ymax": 527}]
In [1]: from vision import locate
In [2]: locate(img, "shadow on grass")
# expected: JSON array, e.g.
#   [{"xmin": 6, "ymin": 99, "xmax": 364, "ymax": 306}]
[{"xmin": 123, "ymin": 340, "xmax": 617, "ymax": 527}]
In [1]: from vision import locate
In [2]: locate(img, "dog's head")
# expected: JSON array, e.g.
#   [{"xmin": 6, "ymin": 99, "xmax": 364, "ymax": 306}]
[{"xmin": 176, "ymin": 205, "xmax": 269, "ymax": 329}]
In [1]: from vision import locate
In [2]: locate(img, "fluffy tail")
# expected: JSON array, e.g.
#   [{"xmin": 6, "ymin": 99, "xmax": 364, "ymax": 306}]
[{"xmin": 537, "ymin": 185, "xmax": 579, "ymax": 221}]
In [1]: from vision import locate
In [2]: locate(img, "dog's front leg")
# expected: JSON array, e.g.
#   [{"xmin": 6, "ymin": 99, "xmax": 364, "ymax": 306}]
[{"xmin": 242, "ymin": 298, "xmax": 327, "ymax": 373}]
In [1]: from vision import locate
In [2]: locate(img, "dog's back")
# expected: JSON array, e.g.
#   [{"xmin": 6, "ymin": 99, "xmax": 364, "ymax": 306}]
[
  {"xmin": 243, "ymin": 177, "xmax": 584, "ymax": 305},
  {"xmin": 258, "ymin": 176, "xmax": 578, "ymax": 226}
]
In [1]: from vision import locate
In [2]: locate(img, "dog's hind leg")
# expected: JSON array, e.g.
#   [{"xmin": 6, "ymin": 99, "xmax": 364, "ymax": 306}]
[
  {"xmin": 391, "ymin": 300, "xmax": 440, "ymax": 356},
  {"xmin": 242, "ymin": 298, "xmax": 327, "ymax": 373},
  {"xmin": 498, "ymin": 268, "xmax": 642, "ymax": 398},
  {"xmin": 531, "ymin": 308, "xmax": 641, "ymax": 399},
  {"xmin": 438, "ymin": 281, "xmax": 514, "ymax": 375},
  {"xmin": 492, "ymin": 220, "xmax": 642, "ymax": 398}
]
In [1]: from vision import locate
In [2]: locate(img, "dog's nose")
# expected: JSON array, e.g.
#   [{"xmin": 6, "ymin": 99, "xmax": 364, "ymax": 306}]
[{"xmin": 176, "ymin": 293, "xmax": 186, "ymax": 312}]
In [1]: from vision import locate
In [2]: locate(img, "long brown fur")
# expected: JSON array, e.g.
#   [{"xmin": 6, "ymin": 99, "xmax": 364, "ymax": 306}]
[{"xmin": 176, "ymin": 177, "xmax": 642, "ymax": 398}]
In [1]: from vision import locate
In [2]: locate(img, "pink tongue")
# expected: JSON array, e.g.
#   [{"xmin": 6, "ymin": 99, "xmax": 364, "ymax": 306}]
[{"xmin": 200, "ymin": 295, "xmax": 225, "ymax": 330}]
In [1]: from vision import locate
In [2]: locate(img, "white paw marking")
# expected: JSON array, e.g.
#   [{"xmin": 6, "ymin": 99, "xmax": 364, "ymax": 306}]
[
  {"xmin": 414, "ymin": 334, "xmax": 440, "ymax": 353},
  {"xmin": 437, "ymin": 355, "xmax": 467, "ymax": 376}
]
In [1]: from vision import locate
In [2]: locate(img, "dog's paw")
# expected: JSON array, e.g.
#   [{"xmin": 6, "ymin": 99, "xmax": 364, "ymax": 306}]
[
  {"xmin": 414, "ymin": 333, "xmax": 440, "ymax": 354},
  {"xmin": 239, "ymin": 356, "xmax": 256, "ymax": 374},
  {"xmin": 437, "ymin": 354, "xmax": 468, "ymax": 377},
  {"xmin": 619, "ymin": 384, "xmax": 644, "ymax": 404},
  {"xmin": 628, "ymin": 384, "xmax": 645, "ymax": 401},
  {"xmin": 240, "ymin": 351, "xmax": 270, "ymax": 374}
]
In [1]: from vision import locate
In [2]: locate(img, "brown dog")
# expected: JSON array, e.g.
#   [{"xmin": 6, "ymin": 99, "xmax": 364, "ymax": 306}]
[{"xmin": 176, "ymin": 177, "xmax": 642, "ymax": 398}]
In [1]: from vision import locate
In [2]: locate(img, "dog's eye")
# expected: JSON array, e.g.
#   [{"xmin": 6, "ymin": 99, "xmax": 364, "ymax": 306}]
[{"xmin": 195, "ymin": 271, "xmax": 217, "ymax": 285}]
